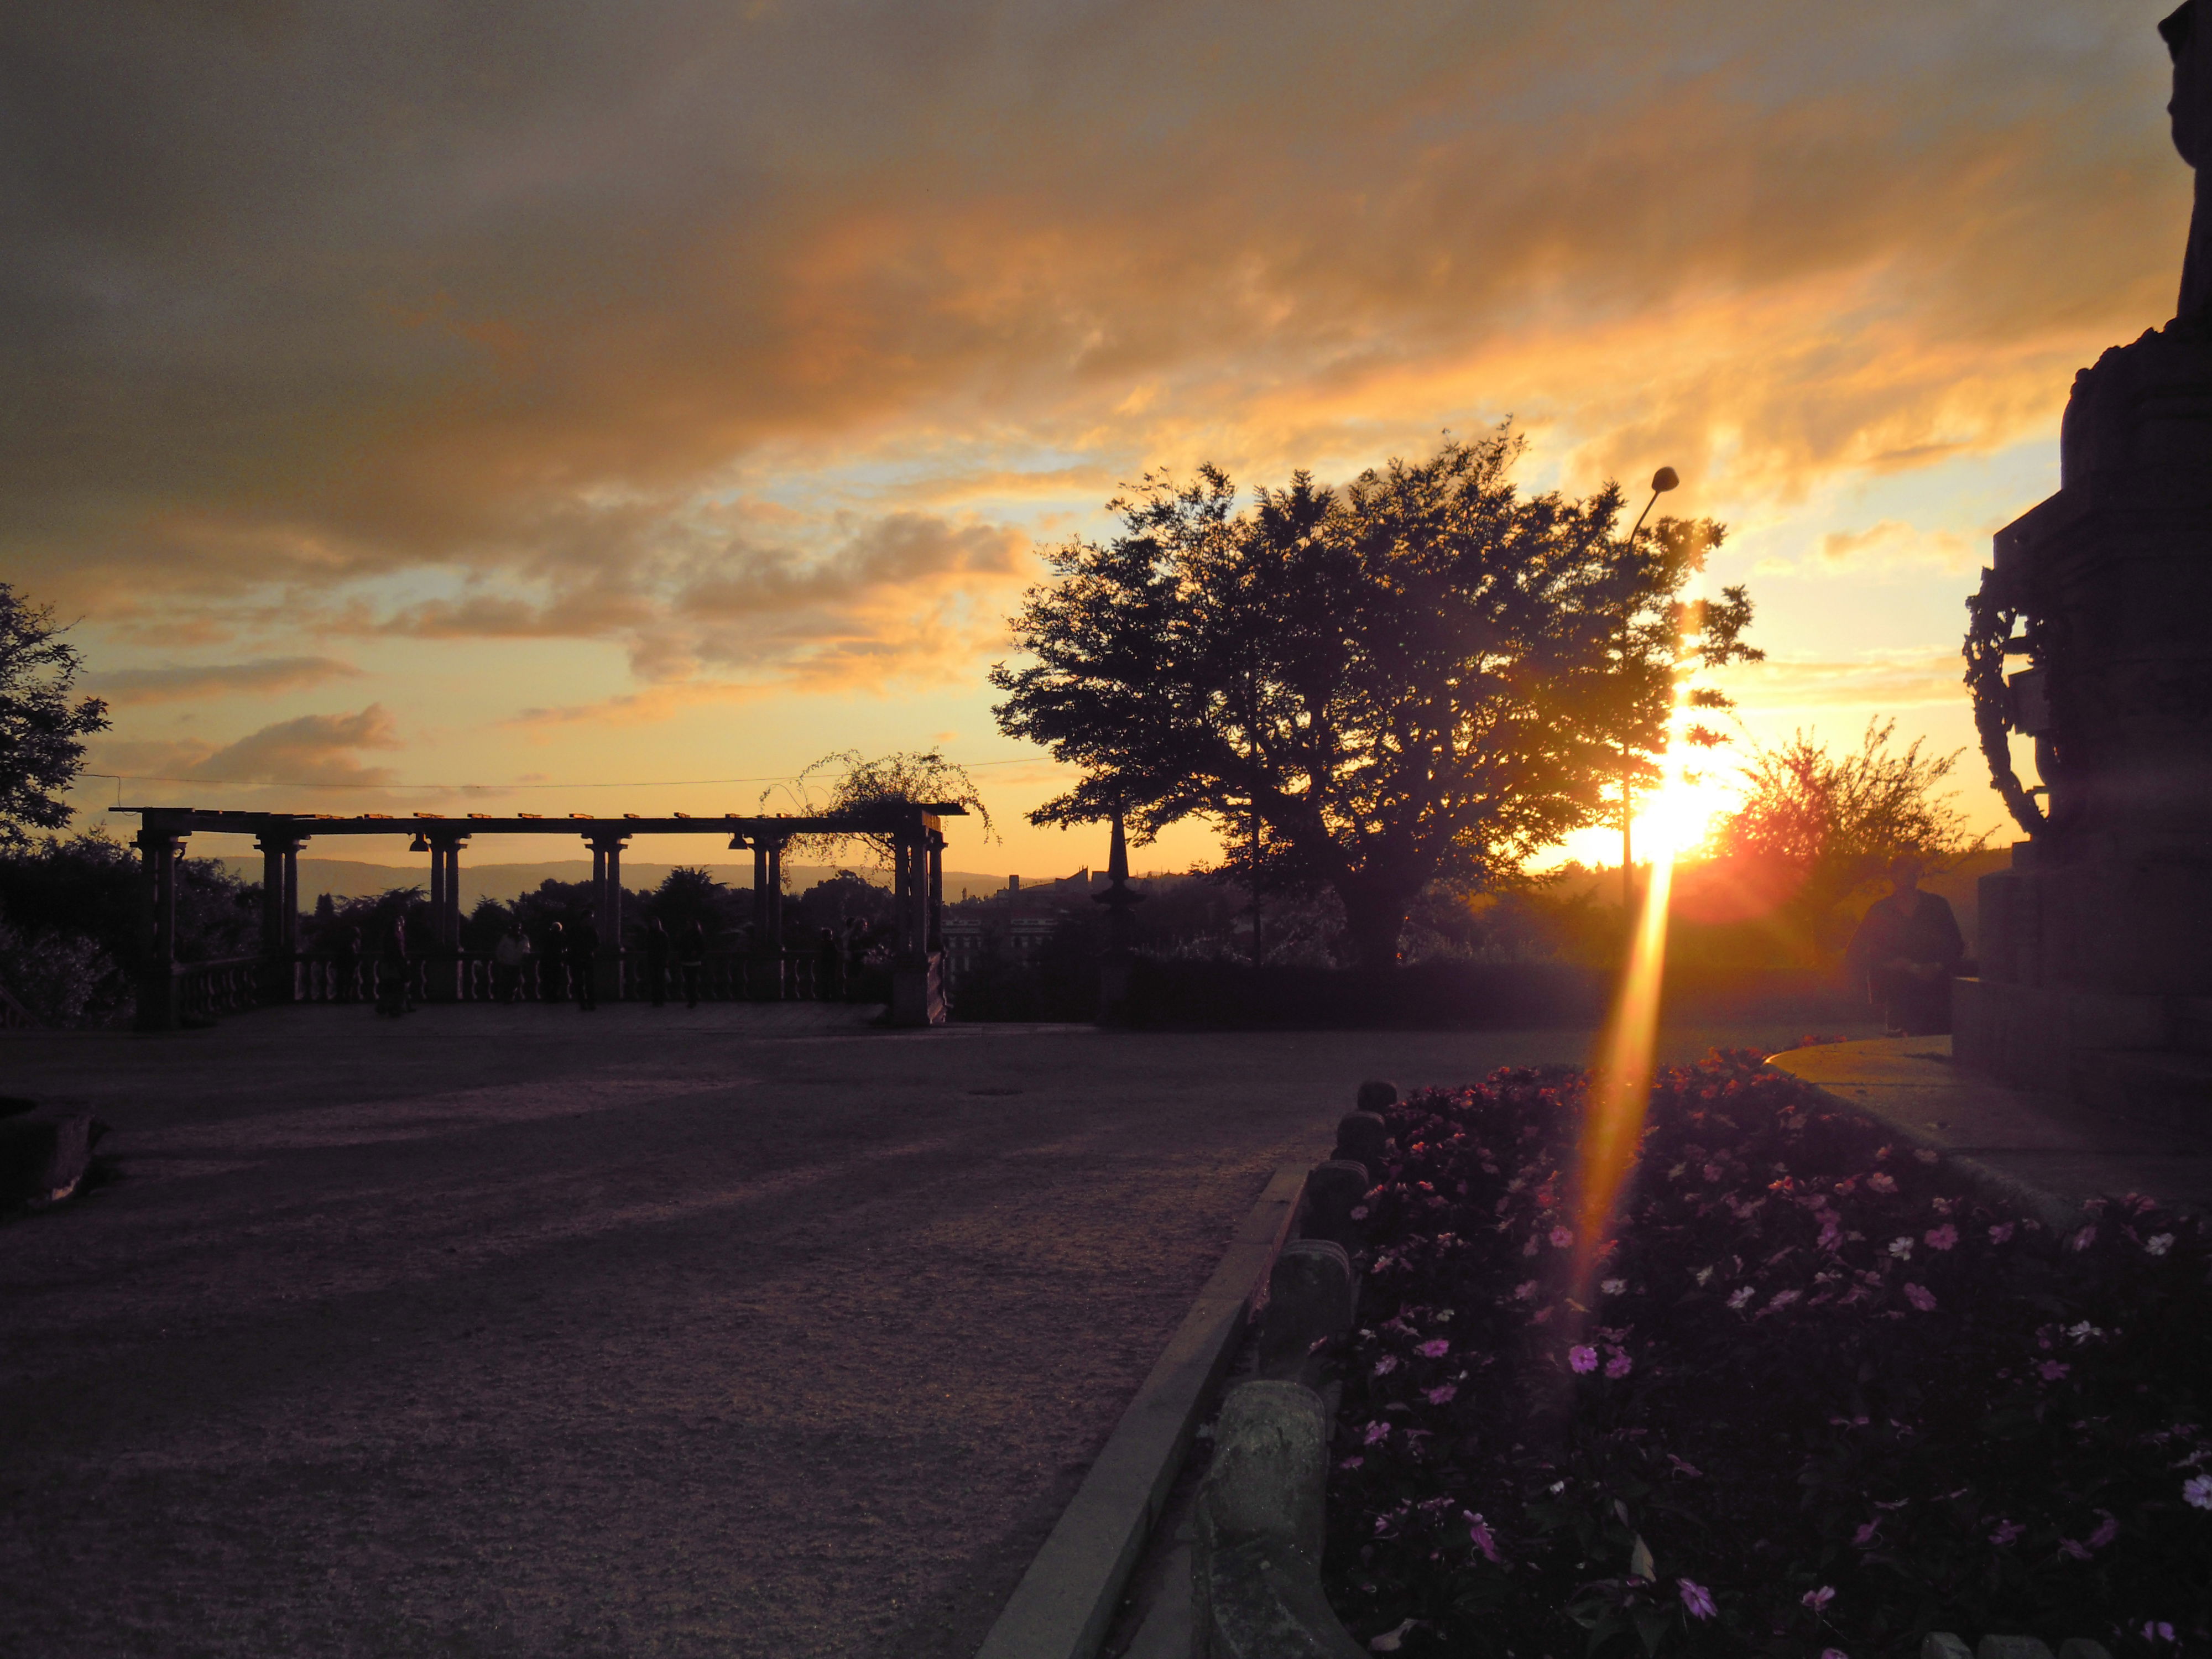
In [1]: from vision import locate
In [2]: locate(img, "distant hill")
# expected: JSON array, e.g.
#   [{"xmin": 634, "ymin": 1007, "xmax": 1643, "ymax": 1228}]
[{"xmin": 212, "ymin": 857, "xmax": 1049, "ymax": 908}]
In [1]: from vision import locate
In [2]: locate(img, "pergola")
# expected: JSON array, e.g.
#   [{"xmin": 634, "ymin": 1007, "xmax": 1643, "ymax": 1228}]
[{"xmin": 120, "ymin": 803, "xmax": 964, "ymax": 1029}]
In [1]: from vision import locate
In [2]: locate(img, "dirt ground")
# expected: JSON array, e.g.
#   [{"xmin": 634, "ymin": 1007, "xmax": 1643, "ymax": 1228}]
[{"xmin": 0, "ymin": 1005, "xmax": 1857, "ymax": 1659}]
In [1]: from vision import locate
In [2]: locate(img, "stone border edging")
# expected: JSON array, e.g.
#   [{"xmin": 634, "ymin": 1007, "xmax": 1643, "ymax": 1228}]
[
  {"xmin": 1760, "ymin": 1061, "xmax": 2085, "ymax": 1232},
  {"xmin": 973, "ymin": 1161, "xmax": 1308, "ymax": 1659}
]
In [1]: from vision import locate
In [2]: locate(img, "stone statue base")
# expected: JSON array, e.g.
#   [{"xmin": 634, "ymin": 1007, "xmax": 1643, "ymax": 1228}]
[{"xmin": 1953, "ymin": 317, "xmax": 2212, "ymax": 1120}]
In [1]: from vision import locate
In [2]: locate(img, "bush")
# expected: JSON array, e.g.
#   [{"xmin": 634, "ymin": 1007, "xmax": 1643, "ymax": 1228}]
[
  {"xmin": 0, "ymin": 917, "xmax": 127, "ymax": 1026},
  {"xmin": 1324, "ymin": 1053, "xmax": 2210, "ymax": 1657}
]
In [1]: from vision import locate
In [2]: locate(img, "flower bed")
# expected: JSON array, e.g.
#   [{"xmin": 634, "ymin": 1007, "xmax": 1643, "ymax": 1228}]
[{"xmin": 1323, "ymin": 1051, "xmax": 2211, "ymax": 1658}]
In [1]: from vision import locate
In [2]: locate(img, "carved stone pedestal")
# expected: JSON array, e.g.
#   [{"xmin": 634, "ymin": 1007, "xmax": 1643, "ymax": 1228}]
[{"xmin": 1955, "ymin": 317, "xmax": 2212, "ymax": 1120}]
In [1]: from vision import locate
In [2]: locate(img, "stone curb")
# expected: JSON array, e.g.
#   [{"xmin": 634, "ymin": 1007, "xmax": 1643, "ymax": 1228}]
[
  {"xmin": 1761, "ymin": 1062, "xmax": 2085, "ymax": 1232},
  {"xmin": 973, "ymin": 1162, "xmax": 1308, "ymax": 1659}
]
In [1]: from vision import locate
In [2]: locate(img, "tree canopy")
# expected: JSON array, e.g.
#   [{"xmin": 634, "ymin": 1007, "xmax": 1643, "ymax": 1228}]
[
  {"xmin": 0, "ymin": 583, "xmax": 109, "ymax": 848},
  {"xmin": 989, "ymin": 428, "xmax": 1758, "ymax": 966},
  {"xmin": 1704, "ymin": 719, "xmax": 1979, "ymax": 957}
]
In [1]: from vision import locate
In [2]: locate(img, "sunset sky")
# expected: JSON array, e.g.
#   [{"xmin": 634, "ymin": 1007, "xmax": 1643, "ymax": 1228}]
[{"xmin": 2, "ymin": 2, "xmax": 2190, "ymax": 880}]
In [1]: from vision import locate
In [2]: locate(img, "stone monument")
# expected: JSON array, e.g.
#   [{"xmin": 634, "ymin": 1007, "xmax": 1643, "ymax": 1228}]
[{"xmin": 1953, "ymin": 3, "xmax": 2212, "ymax": 1115}]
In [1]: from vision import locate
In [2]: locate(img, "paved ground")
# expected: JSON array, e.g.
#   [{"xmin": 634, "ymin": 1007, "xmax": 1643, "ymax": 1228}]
[
  {"xmin": 1767, "ymin": 1035, "xmax": 2212, "ymax": 1215},
  {"xmin": 0, "ymin": 1005, "xmax": 1849, "ymax": 1659}
]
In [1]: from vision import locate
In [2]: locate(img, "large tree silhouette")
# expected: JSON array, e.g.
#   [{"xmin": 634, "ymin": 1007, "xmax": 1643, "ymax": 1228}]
[
  {"xmin": 0, "ymin": 583, "xmax": 108, "ymax": 848},
  {"xmin": 990, "ymin": 428, "xmax": 1757, "ymax": 966}
]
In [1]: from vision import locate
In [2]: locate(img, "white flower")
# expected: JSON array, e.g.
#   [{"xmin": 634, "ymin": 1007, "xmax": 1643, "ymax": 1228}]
[
  {"xmin": 1727, "ymin": 1286, "xmax": 1755, "ymax": 1310},
  {"xmin": 2146, "ymin": 1233, "xmax": 2176, "ymax": 1256},
  {"xmin": 1695, "ymin": 1265, "xmax": 1715, "ymax": 1286},
  {"xmin": 1887, "ymin": 1237, "xmax": 1913, "ymax": 1260},
  {"xmin": 1601, "ymin": 1279, "xmax": 1627, "ymax": 1296},
  {"xmin": 2067, "ymin": 1321, "xmax": 2102, "ymax": 1344},
  {"xmin": 2184, "ymin": 1474, "xmax": 2212, "ymax": 1511}
]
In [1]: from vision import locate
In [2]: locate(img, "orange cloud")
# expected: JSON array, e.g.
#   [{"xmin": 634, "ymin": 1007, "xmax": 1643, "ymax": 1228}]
[{"xmin": 0, "ymin": 2, "xmax": 2187, "ymax": 719}]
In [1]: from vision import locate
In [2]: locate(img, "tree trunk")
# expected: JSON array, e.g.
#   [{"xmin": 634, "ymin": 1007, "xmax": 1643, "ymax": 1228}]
[{"xmin": 1337, "ymin": 882, "xmax": 1411, "ymax": 971}]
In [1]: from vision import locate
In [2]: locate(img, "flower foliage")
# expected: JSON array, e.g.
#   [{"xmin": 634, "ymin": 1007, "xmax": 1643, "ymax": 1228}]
[{"xmin": 1322, "ymin": 1052, "xmax": 2211, "ymax": 1657}]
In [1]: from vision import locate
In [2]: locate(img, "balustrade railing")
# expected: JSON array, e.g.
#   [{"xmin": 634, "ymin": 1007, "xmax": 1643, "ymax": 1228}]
[{"xmin": 155, "ymin": 947, "xmax": 889, "ymax": 1024}]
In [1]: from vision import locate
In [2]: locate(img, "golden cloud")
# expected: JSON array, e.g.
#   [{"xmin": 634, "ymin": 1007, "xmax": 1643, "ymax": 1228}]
[{"xmin": 0, "ymin": 1, "xmax": 2187, "ymax": 694}]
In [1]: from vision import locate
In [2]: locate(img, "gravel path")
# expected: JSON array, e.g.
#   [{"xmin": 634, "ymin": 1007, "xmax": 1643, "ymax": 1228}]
[{"xmin": 0, "ymin": 1006, "xmax": 1836, "ymax": 1658}]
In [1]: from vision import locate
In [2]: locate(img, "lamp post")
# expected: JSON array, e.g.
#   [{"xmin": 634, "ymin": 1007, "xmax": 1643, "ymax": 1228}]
[{"xmin": 1620, "ymin": 466, "xmax": 1680, "ymax": 915}]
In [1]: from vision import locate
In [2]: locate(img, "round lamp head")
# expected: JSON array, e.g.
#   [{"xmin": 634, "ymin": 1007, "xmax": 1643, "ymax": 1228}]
[
  {"xmin": 1651, "ymin": 466, "xmax": 1680, "ymax": 493},
  {"xmin": 408, "ymin": 833, "xmax": 430, "ymax": 853}
]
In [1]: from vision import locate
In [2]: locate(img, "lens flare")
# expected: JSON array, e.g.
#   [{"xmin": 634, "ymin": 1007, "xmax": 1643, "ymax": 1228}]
[{"xmin": 1567, "ymin": 611, "xmax": 1705, "ymax": 1315}]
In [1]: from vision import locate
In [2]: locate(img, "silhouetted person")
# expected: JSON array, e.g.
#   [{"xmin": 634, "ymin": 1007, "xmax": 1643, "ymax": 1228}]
[
  {"xmin": 336, "ymin": 925, "xmax": 362, "ymax": 1003},
  {"xmin": 1846, "ymin": 856, "xmax": 1966, "ymax": 1036},
  {"xmin": 376, "ymin": 915, "xmax": 414, "ymax": 1018},
  {"xmin": 816, "ymin": 926, "xmax": 842, "ymax": 1001},
  {"xmin": 541, "ymin": 920, "xmax": 566, "ymax": 1003},
  {"xmin": 493, "ymin": 924, "xmax": 529, "ymax": 1003},
  {"xmin": 679, "ymin": 919, "xmax": 706, "ymax": 1008},
  {"xmin": 644, "ymin": 917, "xmax": 670, "ymax": 1007},
  {"xmin": 570, "ymin": 915, "xmax": 599, "ymax": 1011}
]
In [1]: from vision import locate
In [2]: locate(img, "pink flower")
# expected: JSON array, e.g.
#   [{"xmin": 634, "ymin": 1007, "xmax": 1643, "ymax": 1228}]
[
  {"xmin": 1463, "ymin": 1510, "xmax": 1502, "ymax": 1562},
  {"xmin": 2038, "ymin": 1360, "xmax": 2069, "ymax": 1381},
  {"xmin": 1851, "ymin": 1520, "xmax": 1879, "ymax": 1546},
  {"xmin": 1989, "ymin": 1519, "xmax": 2025, "ymax": 1546},
  {"xmin": 1338, "ymin": 1455, "xmax": 1364, "ymax": 1470},
  {"xmin": 1667, "ymin": 1454, "xmax": 1703, "ymax": 1478},
  {"xmin": 1802, "ymin": 1585, "xmax": 1835, "ymax": 1612},
  {"xmin": 2058, "ymin": 1537, "xmax": 2090, "ymax": 1560},
  {"xmin": 1373, "ymin": 1355, "xmax": 1398, "ymax": 1376},
  {"xmin": 1417, "ymin": 1337, "xmax": 1451, "ymax": 1358},
  {"xmin": 1678, "ymin": 1579, "xmax": 1716, "ymax": 1620},
  {"xmin": 1349, "ymin": 1206, "xmax": 1369, "ymax": 1220},
  {"xmin": 1568, "ymin": 1344, "xmax": 1599, "ymax": 1373},
  {"xmin": 1766, "ymin": 1288, "xmax": 1802, "ymax": 1312},
  {"xmin": 1605, "ymin": 1351, "xmax": 1633, "ymax": 1378},
  {"xmin": 1924, "ymin": 1224, "xmax": 1958, "ymax": 1251},
  {"xmin": 1702, "ymin": 1163, "xmax": 1723, "ymax": 1182},
  {"xmin": 1989, "ymin": 1222, "xmax": 2015, "ymax": 1243},
  {"xmin": 1902, "ymin": 1282, "xmax": 1938, "ymax": 1312},
  {"xmin": 1426, "ymin": 1383, "xmax": 1458, "ymax": 1406},
  {"xmin": 2184, "ymin": 1474, "xmax": 2212, "ymax": 1510},
  {"xmin": 1867, "ymin": 1172, "xmax": 1898, "ymax": 1194},
  {"xmin": 2143, "ymin": 1623, "xmax": 2176, "ymax": 1644},
  {"xmin": 1363, "ymin": 1420, "xmax": 1391, "ymax": 1445},
  {"xmin": 2088, "ymin": 1511, "xmax": 2119, "ymax": 1548},
  {"xmin": 2070, "ymin": 1224, "xmax": 2097, "ymax": 1251},
  {"xmin": 1521, "ymin": 1237, "xmax": 1539, "ymax": 1257},
  {"xmin": 1548, "ymin": 1226, "xmax": 1574, "ymax": 1249},
  {"xmin": 1821, "ymin": 1650, "xmax": 1850, "ymax": 1659},
  {"xmin": 1512, "ymin": 1279, "xmax": 1540, "ymax": 1301},
  {"xmin": 1914, "ymin": 1147, "xmax": 1939, "ymax": 1164}
]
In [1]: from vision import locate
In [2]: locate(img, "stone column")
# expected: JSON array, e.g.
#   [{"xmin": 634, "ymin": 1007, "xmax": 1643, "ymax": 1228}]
[
  {"xmin": 586, "ymin": 833, "xmax": 628, "ymax": 998},
  {"xmin": 255, "ymin": 832, "xmax": 307, "ymax": 1003},
  {"xmin": 765, "ymin": 845, "xmax": 792, "ymax": 1000},
  {"xmin": 427, "ymin": 835, "xmax": 467, "ymax": 999},
  {"xmin": 134, "ymin": 826, "xmax": 187, "ymax": 1030},
  {"xmin": 427, "ymin": 836, "xmax": 447, "ymax": 947},
  {"xmin": 926, "ymin": 829, "xmax": 945, "ymax": 952},
  {"xmin": 603, "ymin": 836, "xmax": 624, "ymax": 998}
]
